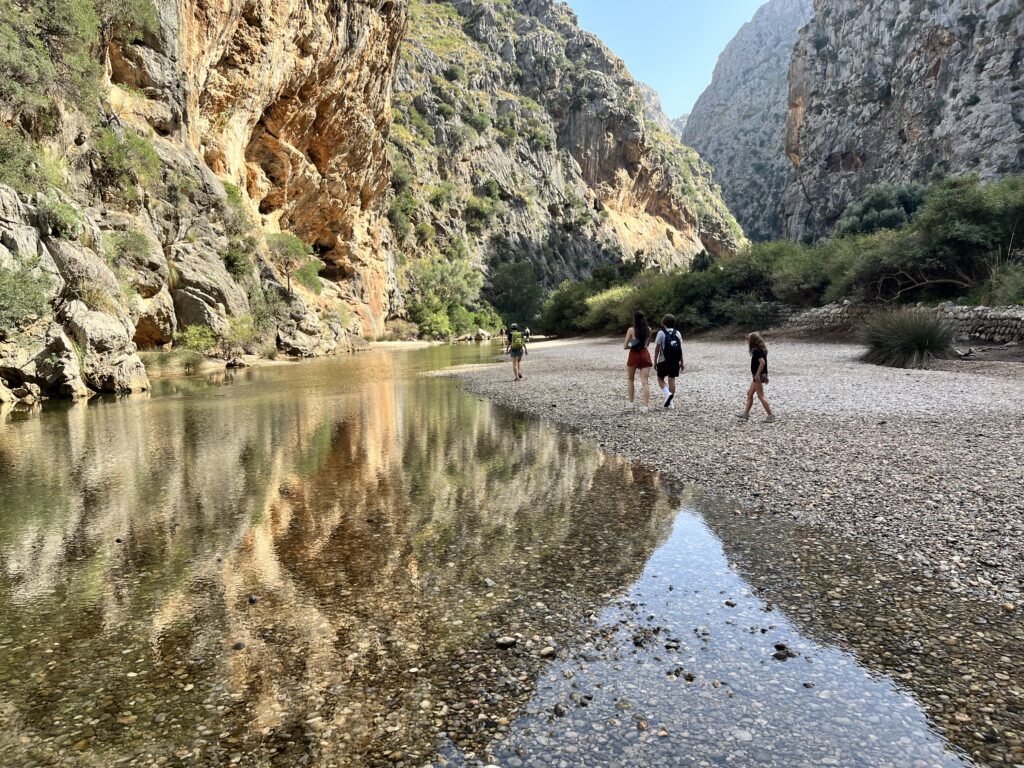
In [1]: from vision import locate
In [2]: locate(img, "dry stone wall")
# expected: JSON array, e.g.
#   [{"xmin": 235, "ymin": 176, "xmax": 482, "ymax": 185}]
[{"xmin": 781, "ymin": 302, "xmax": 1024, "ymax": 343}]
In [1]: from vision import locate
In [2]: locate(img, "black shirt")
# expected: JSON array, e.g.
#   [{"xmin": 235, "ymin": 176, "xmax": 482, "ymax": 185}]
[{"xmin": 751, "ymin": 348, "xmax": 768, "ymax": 377}]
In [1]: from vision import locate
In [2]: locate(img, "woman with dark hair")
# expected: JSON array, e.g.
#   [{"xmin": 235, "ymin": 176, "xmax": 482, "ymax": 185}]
[{"xmin": 623, "ymin": 310, "xmax": 653, "ymax": 412}]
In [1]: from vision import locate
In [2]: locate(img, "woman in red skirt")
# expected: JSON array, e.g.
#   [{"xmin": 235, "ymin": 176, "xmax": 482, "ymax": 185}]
[{"xmin": 623, "ymin": 310, "xmax": 653, "ymax": 412}]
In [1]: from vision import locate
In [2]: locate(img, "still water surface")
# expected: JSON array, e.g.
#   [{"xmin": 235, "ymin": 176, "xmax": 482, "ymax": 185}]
[{"xmin": 0, "ymin": 346, "xmax": 1020, "ymax": 767}]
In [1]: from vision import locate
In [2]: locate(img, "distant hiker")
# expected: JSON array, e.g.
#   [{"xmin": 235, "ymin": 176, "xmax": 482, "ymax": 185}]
[
  {"xmin": 655, "ymin": 314, "xmax": 684, "ymax": 408},
  {"xmin": 623, "ymin": 310, "xmax": 652, "ymax": 411},
  {"xmin": 737, "ymin": 332, "xmax": 775, "ymax": 422},
  {"xmin": 507, "ymin": 323, "xmax": 527, "ymax": 380},
  {"xmin": 524, "ymin": 327, "xmax": 531, "ymax": 342}
]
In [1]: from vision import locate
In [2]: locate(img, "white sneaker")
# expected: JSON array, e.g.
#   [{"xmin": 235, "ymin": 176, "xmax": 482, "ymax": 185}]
[{"xmin": 639, "ymin": 405, "xmax": 650, "ymax": 414}]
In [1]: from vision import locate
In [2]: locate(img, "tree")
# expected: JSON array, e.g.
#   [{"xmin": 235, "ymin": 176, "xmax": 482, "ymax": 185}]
[
  {"xmin": 267, "ymin": 232, "xmax": 312, "ymax": 297},
  {"xmin": 487, "ymin": 261, "xmax": 543, "ymax": 324}
]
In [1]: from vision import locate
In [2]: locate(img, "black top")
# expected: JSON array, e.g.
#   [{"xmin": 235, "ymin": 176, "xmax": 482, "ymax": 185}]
[{"xmin": 750, "ymin": 348, "xmax": 768, "ymax": 377}]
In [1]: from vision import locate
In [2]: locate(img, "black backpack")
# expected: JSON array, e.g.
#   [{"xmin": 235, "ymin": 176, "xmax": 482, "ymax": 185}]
[{"xmin": 662, "ymin": 329, "xmax": 682, "ymax": 363}]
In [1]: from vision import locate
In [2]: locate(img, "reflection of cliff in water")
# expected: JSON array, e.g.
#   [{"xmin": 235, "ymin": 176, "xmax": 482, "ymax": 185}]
[
  {"xmin": 0, "ymin": 359, "xmax": 677, "ymax": 765},
  {"xmin": 699, "ymin": 497, "xmax": 1024, "ymax": 767}
]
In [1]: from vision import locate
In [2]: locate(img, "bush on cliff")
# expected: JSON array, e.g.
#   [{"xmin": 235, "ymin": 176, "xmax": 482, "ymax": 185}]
[
  {"xmin": 860, "ymin": 309, "xmax": 953, "ymax": 369},
  {"xmin": 0, "ymin": 264, "xmax": 51, "ymax": 338}
]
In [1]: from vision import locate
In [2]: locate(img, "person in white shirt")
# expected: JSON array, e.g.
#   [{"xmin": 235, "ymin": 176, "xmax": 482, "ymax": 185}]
[{"xmin": 654, "ymin": 314, "xmax": 685, "ymax": 408}]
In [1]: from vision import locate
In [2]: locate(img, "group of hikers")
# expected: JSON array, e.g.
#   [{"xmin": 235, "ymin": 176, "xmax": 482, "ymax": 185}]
[{"xmin": 501, "ymin": 313, "xmax": 775, "ymax": 422}]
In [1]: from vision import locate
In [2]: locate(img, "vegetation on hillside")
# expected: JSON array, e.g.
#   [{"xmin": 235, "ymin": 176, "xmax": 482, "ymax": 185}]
[{"xmin": 540, "ymin": 175, "xmax": 1024, "ymax": 335}]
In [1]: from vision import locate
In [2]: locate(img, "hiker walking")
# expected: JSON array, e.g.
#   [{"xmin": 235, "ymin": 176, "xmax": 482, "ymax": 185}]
[
  {"xmin": 654, "ymin": 314, "xmax": 684, "ymax": 408},
  {"xmin": 507, "ymin": 323, "xmax": 527, "ymax": 380},
  {"xmin": 623, "ymin": 311, "xmax": 652, "ymax": 412},
  {"xmin": 737, "ymin": 332, "xmax": 775, "ymax": 422}
]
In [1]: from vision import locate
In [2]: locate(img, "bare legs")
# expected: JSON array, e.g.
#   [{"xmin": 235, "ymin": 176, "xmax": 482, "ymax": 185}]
[
  {"xmin": 511, "ymin": 355, "xmax": 522, "ymax": 380},
  {"xmin": 628, "ymin": 366, "xmax": 651, "ymax": 406},
  {"xmin": 743, "ymin": 379, "xmax": 772, "ymax": 417}
]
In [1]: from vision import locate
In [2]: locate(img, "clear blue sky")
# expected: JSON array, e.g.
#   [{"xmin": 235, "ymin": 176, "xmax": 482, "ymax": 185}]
[{"xmin": 565, "ymin": 0, "xmax": 766, "ymax": 117}]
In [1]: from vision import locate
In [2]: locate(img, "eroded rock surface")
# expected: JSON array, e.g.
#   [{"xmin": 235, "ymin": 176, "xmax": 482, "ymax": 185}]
[
  {"xmin": 683, "ymin": 0, "xmax": 812, "ymax": 241},
  {"xmin": 780, "ymin": 0, "xmax": 1024, "ymax": 240}
]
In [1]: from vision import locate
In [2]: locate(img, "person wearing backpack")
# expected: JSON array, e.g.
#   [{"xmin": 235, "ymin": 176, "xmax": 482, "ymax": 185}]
[
  {"xmin": 506, "ymin": 323, "xmax": 527, "ymax": 380},
  {"xmin": 654, "ymin": 314, "xmax": 685, "ymax": 408}
]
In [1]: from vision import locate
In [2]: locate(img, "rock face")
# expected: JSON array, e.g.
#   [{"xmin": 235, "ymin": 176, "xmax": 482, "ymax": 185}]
[
  {"xmin": 683, "ymin": 0, "xmax": 813, "ymax": 241},
  {"xmin": 388, "ymin": 0, "xmax": 744, "ymax": 291},
  {"xmin": 1, "ymin": 0, "xmax": 408, "ymax": 399},
  {"xmin": 780, "ymin": 0, "xmax": 1024, "ymax": 241},
  {"xmin": 112, "ymin": 0, "xmax": 408, "ymax": 335}
]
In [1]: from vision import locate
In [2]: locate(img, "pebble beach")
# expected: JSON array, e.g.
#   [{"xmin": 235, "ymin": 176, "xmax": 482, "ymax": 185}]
[{"xmin": 448, "ymin": 337, "xmax": 1024, "ymax": 605}]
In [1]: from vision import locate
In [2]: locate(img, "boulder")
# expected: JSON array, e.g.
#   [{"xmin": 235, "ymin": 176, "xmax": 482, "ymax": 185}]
[
  {"xmin": 63, "ymin": 301, "xmax": 150, "ymax": 393},
  {"xmin": 0, "ymin": 380, "xmax": 16, "ymax": 404},
  {"xmin": 33, "ymin": 330, "xmax": 91, "ymax": 399},
  {"xmin": 169, "ymin": 245, "xmax": 249, "ymax": 335},
  {"xmin": 133, "ymin": 286, "xmax": 177, "ymax": 348}
]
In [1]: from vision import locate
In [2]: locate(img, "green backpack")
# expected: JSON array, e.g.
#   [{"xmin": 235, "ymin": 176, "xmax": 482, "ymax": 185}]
[{"xmin": 510, "ymin": 331, "xmax": 525, "ymax": 351}]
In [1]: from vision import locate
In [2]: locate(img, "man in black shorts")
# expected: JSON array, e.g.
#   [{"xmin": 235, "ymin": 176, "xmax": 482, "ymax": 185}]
[{"xmin": 654, "ymin": 314, "xmax": 684, "ymax": 408}]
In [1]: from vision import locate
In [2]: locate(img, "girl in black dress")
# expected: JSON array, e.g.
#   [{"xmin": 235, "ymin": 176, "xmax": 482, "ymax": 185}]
[{"xmin": 737, "ymin": 332, "xmax": 775, "ymax": 422}]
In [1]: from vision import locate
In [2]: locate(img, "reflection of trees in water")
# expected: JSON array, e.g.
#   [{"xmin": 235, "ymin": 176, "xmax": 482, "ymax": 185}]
[
  {"xmin": 0, "ymin": 368, "xmax": 677, "ymax": 765},
  {"xmin": 699, "ymin": 497, "xmax": 1024, "ymax": 767}
]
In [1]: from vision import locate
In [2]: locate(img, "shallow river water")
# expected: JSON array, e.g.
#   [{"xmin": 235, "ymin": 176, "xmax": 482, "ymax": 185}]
[{"xmin": 0, "ymin": 346, "xmax": 1021, "ymax": 767}]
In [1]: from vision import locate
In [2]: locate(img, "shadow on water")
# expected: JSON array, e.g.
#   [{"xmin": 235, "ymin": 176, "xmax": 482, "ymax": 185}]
[{"xmin": 0, "ymin": 344, "xmax": 1020, "ymax": 767}]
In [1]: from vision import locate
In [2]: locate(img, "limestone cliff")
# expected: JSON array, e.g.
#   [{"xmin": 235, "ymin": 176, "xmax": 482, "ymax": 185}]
[
  {"xmin": 388, "ymin": 0, "xmax": 744, "ymax": 294},
  {"xmin": 1, "ymin": 0, "xmax": 408, "ymax": 400},
  {"xmin": 683, "ymin": 0, "xmax": 812, "ymax": 241},
  {"xmin": 780, "ymin": 0, "xmax": 1024, "ymax": 241}
]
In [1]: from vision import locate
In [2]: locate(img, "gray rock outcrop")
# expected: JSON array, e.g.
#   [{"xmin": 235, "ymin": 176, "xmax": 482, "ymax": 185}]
[
  {"xmin": 683, "ymin": 0, "xmax": 813, "ymax": 241},
  {"xmin": 780, "ymin": 0, "xmax": 1024, "ymax": 241}
]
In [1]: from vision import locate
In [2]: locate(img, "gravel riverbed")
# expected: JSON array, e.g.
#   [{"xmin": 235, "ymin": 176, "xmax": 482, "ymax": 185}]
[{"xmin": 446, "ymin": 337, "xmax": 1024, "ymax": 605}]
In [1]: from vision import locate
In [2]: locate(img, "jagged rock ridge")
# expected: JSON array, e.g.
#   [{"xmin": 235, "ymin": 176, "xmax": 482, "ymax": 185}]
[
  {"xmin": 780, "ymin": 0, "xmax": 1024, "ymax": 241},
  {"xmin": 683, "ymin": 0, "xmax": 813, "ymax": 241},
  {"xmin": 388, "ymin": 0, "xmax": 745, "ymax": 292}
]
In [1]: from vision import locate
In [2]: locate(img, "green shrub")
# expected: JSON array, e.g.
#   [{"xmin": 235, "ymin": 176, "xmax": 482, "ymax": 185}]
[
  {"xmin": 428, "ymin": 182, "xmax": 456, "ymax": 208},
  {"xmin": 380, "ymin": 319, "xmax": 419, "ymax": 340},
  {"xmin": 988, "ymin": 262, "xmax": 1024, "ymax": 305},
  {"xmin": 293, "ymin": 258, "xmax": 323, "ymax": 295},
  {"xmin": 388, "ymin": 191, "xmax": 417, "ymax": 241},
  {"xmin": 415, "ymin": 221, "xmax": 436, "ymax": 245},
  {"xmin": 39, "ymin": 198, "xmax": 84, "ymax": 239},
  {"xmin": 480, "ymin": 177, "xmax": 501, "ymax": 200},
  {"xmin": 0, "ymin": 127, "xmax": 63, "ymax": 194},
  {"xmin": 582, "ymin": 284, "xmax": 636, "ymax": 331},
  {"xmin": 220, "ymin": 243, "xmax": 253, "ymax": 279},
  {"xmin": 762, "ymin": 240, "xmax": 829, "ymax": 307},
  {"xmin": 103, "ymin": 229, "xmax": 150, "ymax": 264},
  {"xmin": 174, "ymin": 324, "xmax": 217, "ymax": 353},
  {"xmin": 90, "ymin": 127, "xmax": 161, "ymax": 206},
  {"xmin": 222, "ymin": 315, "xmax": 256, "ymax": 353},
  {"xmin": 835, "ymin": 182, "xmax": 927, "ymax": 236},
  {"xmin": 436, "ymin": 102, "xmax": 455, "ymax": 120},
  {"xmin": 463, "ymin": 195, "xmax": 494, "ymax": 232},
  {"xmin": 261, "ymin": 343, "xmax": 278, "ymax": 360},
  {"xmin": 0, "ymin": 264, "xmax": 51, "ymax": 337},
  {"xmin": 462, "ymin": 109, "xmax": 491, "ymax": 133},
  {"xmin": 0, "ymin": 0, "xmax": 102, "ymax": 123},
  {"xmin": 861, "ymin": 309, "xmax": 954, "ymax": 368},
  {"xmin": 179, "ymin": 349, "xmax": 203, "ymax": 375},
  {"xmin": 443, "ymin": 63, "xmax": 464, "ymax": 82},
  {"xmin": 248, "ymin": 283, "xmax": 288, "ymax": 335},
  {"xmin": 540, "ymin": 279, "xmax": 591, "ymax": 334}
]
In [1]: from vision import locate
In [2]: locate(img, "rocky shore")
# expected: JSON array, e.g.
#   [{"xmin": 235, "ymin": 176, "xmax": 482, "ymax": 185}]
[{"xmin": 447, "ymin": 338, "xmax": 1024, "ymax": 605}]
